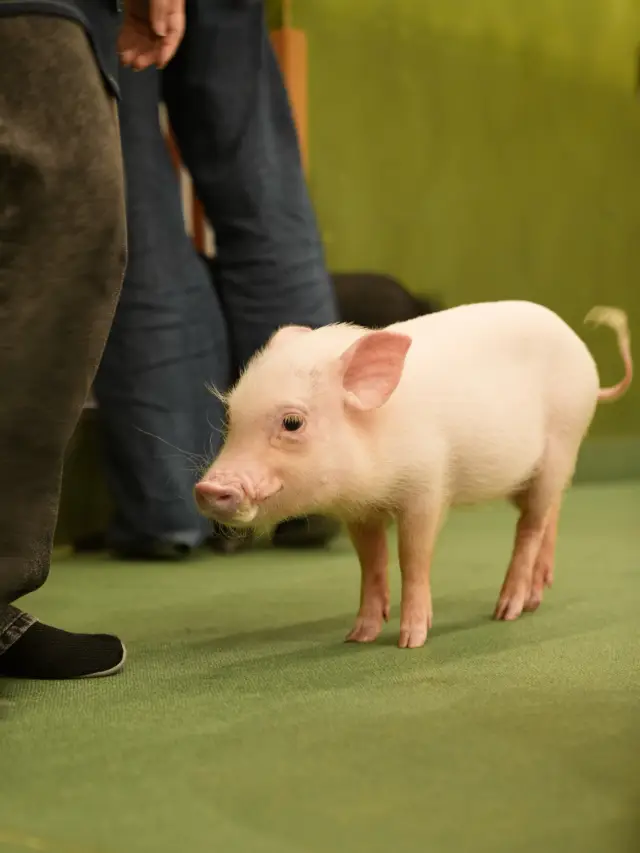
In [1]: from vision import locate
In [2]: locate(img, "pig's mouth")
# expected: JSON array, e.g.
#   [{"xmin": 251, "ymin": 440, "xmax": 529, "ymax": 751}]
[{"xmin": 194, "ymin": 471, "xmax": 283, "ymax": 529}]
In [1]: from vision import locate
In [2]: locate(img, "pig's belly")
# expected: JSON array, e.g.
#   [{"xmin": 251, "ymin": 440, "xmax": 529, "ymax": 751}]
[
  {"xmin": 449, "ymin": 448, "xmax": 543, "ymax": 506},
  {"xmin": 445, "ymin": 405, "xmax": 547, "ymax": 506}
]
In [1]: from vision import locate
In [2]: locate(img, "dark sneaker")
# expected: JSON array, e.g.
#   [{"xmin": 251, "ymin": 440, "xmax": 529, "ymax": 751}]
[
  {"xmin": 110, "ymin": 540, "xmax": 192, "ymax": 561},
  {"xmin": 0, "ymin": 622, "xmax": 126, "ymax": 680}
]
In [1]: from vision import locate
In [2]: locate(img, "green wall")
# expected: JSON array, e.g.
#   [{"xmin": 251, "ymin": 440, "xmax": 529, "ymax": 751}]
[{"xmin": 293, "ymin": 0, "xmax": 640, "ymax": 478}]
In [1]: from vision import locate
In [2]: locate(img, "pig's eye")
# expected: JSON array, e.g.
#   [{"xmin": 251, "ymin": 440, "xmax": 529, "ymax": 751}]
[{"xmin": 282, "ymin": 414, "xmax": 304, "ymax": 433}]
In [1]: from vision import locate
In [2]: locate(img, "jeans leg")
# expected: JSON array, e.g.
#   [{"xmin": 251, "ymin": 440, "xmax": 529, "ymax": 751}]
[
  {"xmin": 93, "ymin": 65, "xmax": 230, "ymax": 552},
  {"xmin": 163, "ymin": 0, "xmax": 338, "ymax": 372},
  {"xmin": 0, "ymin": 16, "xmax": 126, "ymax": 653}
]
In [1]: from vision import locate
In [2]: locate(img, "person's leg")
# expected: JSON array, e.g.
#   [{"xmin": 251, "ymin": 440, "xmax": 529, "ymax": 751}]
[
  {"xmin": 0, "ymin": 15, "xmax": 126, "ymax": 679},
  {"xmin": 163, "ymin": 0, "xmax": 337, "ymax": 361},
  {"xmin": 93, "ymin": 65, "xmax": 230, "ymax": 560},
  {"xmin": 163, "ymin": 0, "xmax": 340, "ymax": 546}
]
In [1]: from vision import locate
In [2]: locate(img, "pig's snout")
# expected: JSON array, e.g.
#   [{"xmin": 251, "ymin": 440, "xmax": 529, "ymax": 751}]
[
  {"xmin": 195, "ymin": 481, "xmax": 243, "ymax": 516},
  {"xmin": 195, "ymin": 467, "xmax": 283, "ymax": 527},
  {"xmin": 194, "ymin": 478, "xmax": 259, "ymax": 527}
]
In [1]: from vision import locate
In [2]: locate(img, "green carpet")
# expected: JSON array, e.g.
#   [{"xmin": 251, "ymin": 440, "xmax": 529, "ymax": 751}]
[{"xmin": 1, "ymin": 483, "xmax": 639, "ymax": 853}]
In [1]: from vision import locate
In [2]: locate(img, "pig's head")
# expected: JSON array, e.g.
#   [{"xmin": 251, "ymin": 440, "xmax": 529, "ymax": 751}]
[{"xmin": 194, "ymin": 323, "xmax": 412, "ymax": 530}]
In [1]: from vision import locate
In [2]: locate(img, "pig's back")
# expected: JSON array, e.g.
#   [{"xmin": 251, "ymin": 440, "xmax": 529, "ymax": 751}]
[
  {"xmin": 385, "ymin": 301, "xmax": 599, "ymax": 504},
  {"xmin": 391, "ymin": 301, "xmax": 594, "ymax": 371}
]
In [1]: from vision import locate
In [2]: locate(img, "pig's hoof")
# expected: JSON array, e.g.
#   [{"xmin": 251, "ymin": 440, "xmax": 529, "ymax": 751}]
[
  {"xmin": 397, "ymin": 625, "xmax": 428, "ymax": 649},
  {"xmin": 523, "ymin": 591, "xmax": 543, "ymax": 612},
  {"xmin": 523, "ymin": 578, "xmax": 546, "ymax": 612},
  {"xmin": 345, "ymin": 619, "xmax": 382, "ymax": 643},
  {"xmin": 522, "ymin": 559, "xmax": 553, "ymax": 612},
  {"xmin": 493, "ymin": 587, "xmax": 527, "ymax": 621},
  {"xmin": 538, "ymin": 562, "xmax": 554, "ymax": 589}
]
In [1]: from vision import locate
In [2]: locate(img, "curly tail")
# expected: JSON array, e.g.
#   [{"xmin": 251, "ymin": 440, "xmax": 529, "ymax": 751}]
[{"xmin": 584, "ymin": 306, "xmax": 633, "ymax": 403}]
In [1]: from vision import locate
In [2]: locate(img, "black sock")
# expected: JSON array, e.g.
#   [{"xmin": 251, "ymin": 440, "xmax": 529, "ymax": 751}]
[{"xmin": 0, "ymin": 622, "xmax": 126, "ymax": 680}]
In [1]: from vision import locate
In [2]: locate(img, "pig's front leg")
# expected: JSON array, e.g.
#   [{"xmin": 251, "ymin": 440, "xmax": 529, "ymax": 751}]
[
  {"xmin": 345, "ymin": 517, "xmax": 390, "ymax": 643},
  {"xmin": 396, "ymin": 502, "xmax": 444, "ymax": 649}
]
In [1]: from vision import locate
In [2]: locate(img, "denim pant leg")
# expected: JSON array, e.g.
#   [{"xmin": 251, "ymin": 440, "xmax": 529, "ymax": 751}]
[
  {"xmin": 93, "ymin": 66, "xmax": 229, "ymax": 551},
  {"xmin": 162, "ymin": 0, "xmax": 338, "ymax": 372}
]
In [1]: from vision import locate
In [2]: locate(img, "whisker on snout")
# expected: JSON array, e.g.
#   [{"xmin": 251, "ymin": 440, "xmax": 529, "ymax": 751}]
[
  {"xmin": 205, "ymin": 414, "xmax": 226, "ymax": 464},
  {"xmin": 134, "ymin": 427, "xmax": 210, "ymax": 476},
  {"xmin": 157, "ymin": 453, "xmax": 207, "ymax": 477}
]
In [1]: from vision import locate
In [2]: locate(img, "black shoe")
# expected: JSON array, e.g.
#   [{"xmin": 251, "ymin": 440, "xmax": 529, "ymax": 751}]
[
  {"xmin": 0, "ymin": 622, "xmax": 126, "ymax": 680},
  {"xmin": 272, "ymin": 515, "xmax": 341, "ymax": 549},
  {"xmin": 110, "ymin": 540, "xmax": 192, "ymax": 561},
  {"xmin": 75, "ymin": 532, "xmax": 192, "ymax": 561}
]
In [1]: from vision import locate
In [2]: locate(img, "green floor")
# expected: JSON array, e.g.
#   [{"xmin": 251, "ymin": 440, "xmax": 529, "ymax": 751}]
[{"xmin": 1, "ymin": 483, "xmax": 639, "ymax": 853}]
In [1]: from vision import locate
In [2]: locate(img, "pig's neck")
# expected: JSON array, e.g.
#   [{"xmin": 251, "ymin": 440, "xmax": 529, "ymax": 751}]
[{"xmin": 331, "ymin": 413, "xmax": 407, "ymax": 520}]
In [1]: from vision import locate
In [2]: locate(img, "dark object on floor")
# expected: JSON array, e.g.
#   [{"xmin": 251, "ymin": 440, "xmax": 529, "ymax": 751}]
[
  {"xmin": 331, "ymin": 272, "xmax": 442, "ymax": 328},
  {"xmin": 0, "ymin": 622, "xmax": 126, "ymax": 680},
  {"xmin": 272, "ymin": 515, "xmax": 342, "ymax": 549}
]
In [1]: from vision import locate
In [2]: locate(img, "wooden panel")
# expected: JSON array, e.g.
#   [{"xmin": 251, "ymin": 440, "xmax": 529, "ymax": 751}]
[{"xmin": 270, "ymin": 26, "xmax": 309, "ymax": 173}]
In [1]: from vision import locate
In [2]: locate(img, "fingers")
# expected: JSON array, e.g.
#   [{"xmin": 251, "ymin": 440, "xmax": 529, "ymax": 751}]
[
  {"xmin": 156, "ymin": 29, "xmax": 182, "ymax": 68},
  {"xmin": 118, "ymin": 0, "xmax": 185, "ymax": 71},
  {"xmin": 149, "ymin": 0, "xmax": 170, "ymax": 37},
  {"xmin": 117, "ymin": 25, "xmax": 154, "ymax": 70},
  {"xmin": 151, "ymin": 1, "xmax": 185, "ymax": 68},
  {"xmin": 118, "ymin": 37, "xmax": 157, "ymax": 71},
  {"xmin": 118, "ymin": 36, "xmax": 176, "ymax": 72}
]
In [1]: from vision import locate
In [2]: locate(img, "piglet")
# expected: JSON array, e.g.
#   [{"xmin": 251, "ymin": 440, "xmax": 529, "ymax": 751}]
[{"xmin": 195, "ymin": 301, "xmax": 633, "ymax": 649}]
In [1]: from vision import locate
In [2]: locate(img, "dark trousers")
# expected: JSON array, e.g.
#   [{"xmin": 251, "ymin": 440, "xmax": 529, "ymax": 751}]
[
  {"xmin": 94, "ymin": 0, "xmax": 337, "ymax": 550},
  {"xmin": 0, "ymin": 16, "xmax": 126, "ymax": 653}
]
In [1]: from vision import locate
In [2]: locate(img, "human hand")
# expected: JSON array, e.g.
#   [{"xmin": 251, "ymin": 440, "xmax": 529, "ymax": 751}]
[{"xmin": 118, "ymin": 0, "xmax": 186, "ymax": 70}]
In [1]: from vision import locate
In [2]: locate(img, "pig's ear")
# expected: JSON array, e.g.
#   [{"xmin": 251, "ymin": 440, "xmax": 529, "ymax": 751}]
[
  {"xmin": 340, "ymin": 331, "xmax": 411, "ymax": 411},
  {"xmin": 266, "ymin": 325, "xmax": 312, "ymax": 349}
]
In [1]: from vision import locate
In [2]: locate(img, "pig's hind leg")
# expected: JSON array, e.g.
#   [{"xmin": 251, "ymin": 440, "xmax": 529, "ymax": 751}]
[
  {"xmin": 346, "ymin": 517, "xmax": 390, "ymax": 643},
  {"xmin": 494, "ymin": 497, "xmax": 548, "ymax": 621},
  {"xmin": 523, "ymin": 501, "xmax": 559, "ymax": 612},
  {"xmin": 495, "ymin": 443, "xmax": 573, "ymax": 621}
]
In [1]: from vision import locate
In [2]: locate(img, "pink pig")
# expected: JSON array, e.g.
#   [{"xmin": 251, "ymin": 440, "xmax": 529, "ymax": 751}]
[{"xmin": 195, "ymin": 301, "xmax": 632, "ymax": 649}]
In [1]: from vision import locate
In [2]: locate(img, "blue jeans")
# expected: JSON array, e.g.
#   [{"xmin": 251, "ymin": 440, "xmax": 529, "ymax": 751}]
[{"xmin": 93, "ymin": 0, "xmax": 337, "ymax": 551}]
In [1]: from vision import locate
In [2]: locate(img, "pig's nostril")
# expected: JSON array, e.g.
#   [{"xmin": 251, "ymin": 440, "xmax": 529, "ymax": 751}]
[
  {"xmin": 215, "ymin": 491, "xmax": 235, "ymax": 505},
  {"xmin": 210, "ymin": 489, "xmax": 242, "ymax": 515}
]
